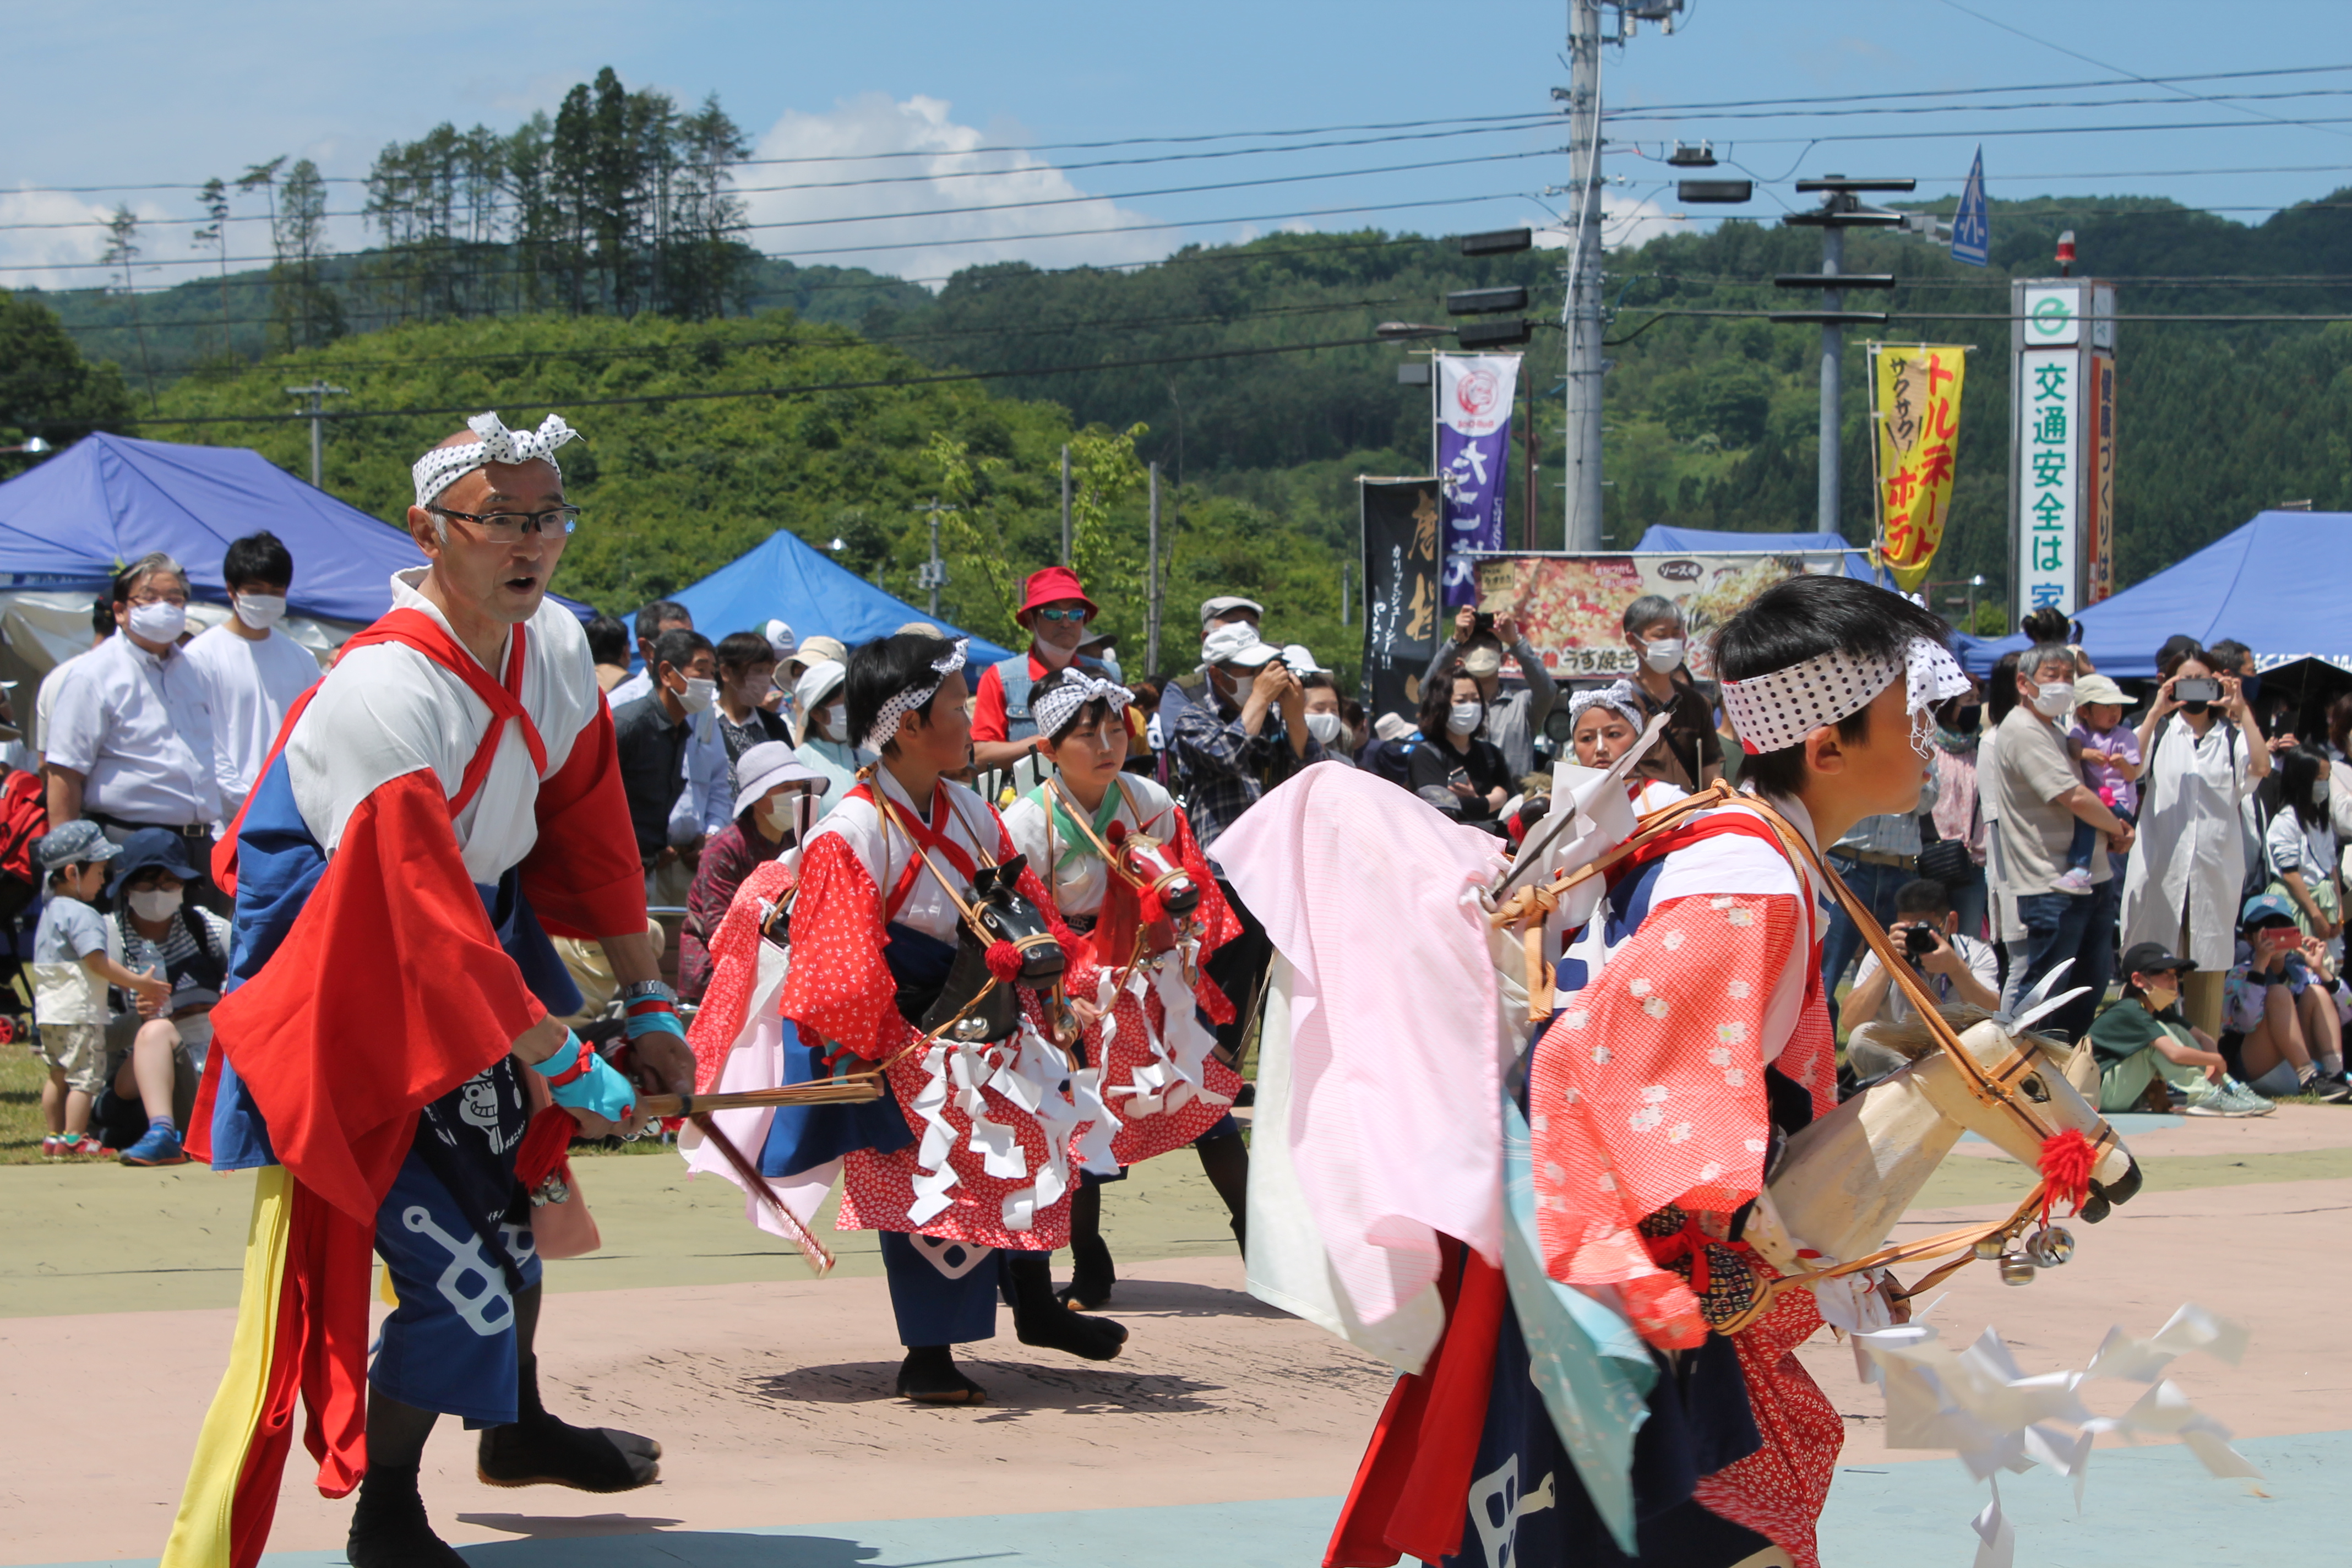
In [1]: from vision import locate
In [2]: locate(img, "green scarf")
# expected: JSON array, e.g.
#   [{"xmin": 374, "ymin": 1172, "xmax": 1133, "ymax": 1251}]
[{"xmin": 1034, "ymin": 780, "xmax": 1124, "ymax": 870}]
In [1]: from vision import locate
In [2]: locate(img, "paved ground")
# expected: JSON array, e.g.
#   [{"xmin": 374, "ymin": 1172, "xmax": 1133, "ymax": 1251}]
[{"xmin": 4, "ymin": 1109, "xmax": 2345, "ymax": 1567}]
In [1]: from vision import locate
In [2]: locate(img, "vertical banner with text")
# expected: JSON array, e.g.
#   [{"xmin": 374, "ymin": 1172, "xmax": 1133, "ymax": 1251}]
[
  {"xmin": 1870, "ymin": 344, "xmax": 1968, "ymax": 592},
  {"xmin": 1435, "ymin": 352, "xmax": 1521, "ymax": 606},
  {"xmin": 2085, "ymin": 351, "xmax": 2117, "ymax": 603},
  {"xmin": 1360, "ymin": 477, "xmax": 1442, "ymax": 717}
]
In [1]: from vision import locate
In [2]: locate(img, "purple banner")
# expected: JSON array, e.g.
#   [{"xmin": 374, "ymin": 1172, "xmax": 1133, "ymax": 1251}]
[{"xmin": 1436, "ymin": 352, "xmax": 1521, "ymax": 606}]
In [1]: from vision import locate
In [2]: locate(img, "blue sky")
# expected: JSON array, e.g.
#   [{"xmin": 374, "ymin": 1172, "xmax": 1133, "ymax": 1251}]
[{"xmin": 3, "ymin": 0, "xmax": 2346, "ymax": 289}]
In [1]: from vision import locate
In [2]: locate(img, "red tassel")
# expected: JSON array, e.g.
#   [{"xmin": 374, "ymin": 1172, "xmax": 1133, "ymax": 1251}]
[
  {"xmin": 985, "ymin": 939, "xmax": 1025, "ymax": 984},
  {"xmin": 2038, "ymin": 1127, "xmax": 2099, "ymax": 1224},
  {"xmin": 1136, "ymin": 884, "xmax": 1165, "ymax": 925}
]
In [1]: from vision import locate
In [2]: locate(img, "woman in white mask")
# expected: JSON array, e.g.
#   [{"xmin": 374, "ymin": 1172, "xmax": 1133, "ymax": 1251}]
[
  {"xmin": 1620, "ymin": 594, "xmax": 1723, "ymax": 788},
  {"xmin": 1298, "ymin": 668, "xmax": 1357, "ymax": 766},
  {"xmin": 678, "ymin": 742, "xmax": 830, "ymax": 1004},
  {"xmin": 792, "ymin": 658, "xmax": 861, "ymax": 814},
  {"xmin": 1407, "ymin": 669, "xmax": 1511, "ymax": 820},
  {"xmin": 95, "ymin": 829, "xmax": 234, "ymax": 1167}
]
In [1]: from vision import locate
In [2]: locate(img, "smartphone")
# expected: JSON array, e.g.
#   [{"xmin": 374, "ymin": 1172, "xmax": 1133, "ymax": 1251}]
[
  {"xmin": 2174, "ymin": 676, "xmax": 2223, "ymax": 705},
  {"xmin": 1448, "ymin": 766, "xmax": 1469, "ymax": 788},
  {"xmin": 1473, "ymin": 611, "xmax": 1495, "ymax": 636}
]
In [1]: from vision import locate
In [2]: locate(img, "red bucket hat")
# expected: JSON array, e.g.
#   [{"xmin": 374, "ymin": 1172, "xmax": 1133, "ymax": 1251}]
[{"xmin": 1017, "ymin": 565, "xmax": 1099, "ymax": 625}]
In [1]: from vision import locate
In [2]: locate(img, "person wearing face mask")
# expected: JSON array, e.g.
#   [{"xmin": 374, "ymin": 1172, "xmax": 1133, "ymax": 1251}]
[
  {"xmin": 2088, "ymin": 945, "xmax": 2274, "ymax": 1115},
  {"xmin": 970, "ymin": 566, "xmax": 1114, "ymax": 776},
  {"xmin": 613, "ymin": 627, "xmax": 718, "ymax": 906},
  {"xmin": 678, "ymin": 741, "xmax": 829, "ymax": 1003},
  {"xmin": 46, "ymin": 553, "xmax": 225, "ymax": 865},
  {"xmin": 1619, "ymin": 595, "xmax": 1723, "ymax": 788},
  {"xmin": 792, "ymin": 658, "xmax": 862, "ymax": 812},
  {"xmin": 710, "ymin": 631, "xmax": 794, "ymax": 774},
  {"xmin": 1298, "ymin": 669, "xmax": 1356, "ymax": 766},
  {"xmin": 2120, "ymin": 647, "xmax": 2271, "ymax": 1038},
  {"xmin": 89, "ymin": 830, "xmax": 236, "ymax": 1166},
  {"xmin": 183, "ymin": 532, "xmax": 323, "ymax": 820},
  {"xmin": 1993, "ymin": 644, "xmax": 2135, "ymax": 1037},
  {"xmin": 2260, "ymin": 745, "xmax": 2341, "ymax": 959},
  {"xmin": 1422, "ymin": 605, "xmax": 1559, "ymax": 780},
  {"xmin": 1408, "ymin": 669, "xmax": 1511, "ymax": 821},
  {"xmin": 1926, "ymin": 688, "xmax": 1991, "ymax": 941}
]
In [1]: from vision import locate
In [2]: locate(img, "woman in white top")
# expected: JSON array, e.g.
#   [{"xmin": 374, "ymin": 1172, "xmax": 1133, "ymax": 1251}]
[
  {"xmin": 2120, "ymin": 652, "xmax": 2272, "ymax": 1036},
  {"xmin": 789, "ymin": 659, "xmax": 860, "ymax": 816},
  {"xmin": 2264, "ymin": 745, "xmax": 2342, "ymax": 959},
  {"xmin": 1001, "ymin": 668, "xmax": 1246, "ymax": 1310}
]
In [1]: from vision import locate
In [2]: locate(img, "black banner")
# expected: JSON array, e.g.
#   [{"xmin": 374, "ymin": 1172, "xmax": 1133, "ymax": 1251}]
[{"xmin": 1360, "ymin": 477, "xmax": 1442, "ymax": 720}]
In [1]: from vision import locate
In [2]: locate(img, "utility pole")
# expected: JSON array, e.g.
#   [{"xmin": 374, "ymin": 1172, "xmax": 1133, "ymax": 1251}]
[
  {"xmin": 918, "ymin": 498, "xmax": 946, "ymax": 618},
  {"xmin": 1340, "ymin": 559, "xmax": 1351, "ymax": 628},
  {"xmin": 1146, "ymin": 462, "xmax": 1163, "ymax": 675},
  {"xmin": 1059, "ymin": 445, "xmax": 1072, "ymax": 565},
  {"xmin": 283, "ymin": 381, "xmax": 348, "ymax": 489},
  {"xmin": 1558, "ymin": 1, "xmax": 1684, "ymax": 552},
  {"xmin": 1772, "ymin": 176, "xmax": 1905, "ymax": 535}
]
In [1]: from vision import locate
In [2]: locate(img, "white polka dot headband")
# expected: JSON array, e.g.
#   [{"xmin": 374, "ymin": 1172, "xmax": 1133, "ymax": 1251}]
[
  {"xmin": 859, "ymin": 639, "xmax": 968, "ymax": 753},
  {"xmin": 1567, "ymin": 679, "xmax": 1646, "ymax": 735},
  {"xmin": 412, "ymin": 411, "xmax": 580, "ymax": 508},
  {"xmin": 1033, "ymin": 671, "xmax": 1130, "ymax": 741},
  {"xmin": 1720, "ymin": 636, "xmax": 1969, "ymax": 756}
]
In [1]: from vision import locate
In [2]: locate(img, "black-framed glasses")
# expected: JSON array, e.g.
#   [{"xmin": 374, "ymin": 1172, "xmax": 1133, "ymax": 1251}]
[{"xmin": 431, "ymin": 505, "xmax": 580, "ymax": 542}]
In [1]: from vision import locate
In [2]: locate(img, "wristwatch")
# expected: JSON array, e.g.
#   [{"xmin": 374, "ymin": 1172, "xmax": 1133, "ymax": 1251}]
[{"xmin": 618, "ymin": 979, "xmax": 678, "ymax": 1005}]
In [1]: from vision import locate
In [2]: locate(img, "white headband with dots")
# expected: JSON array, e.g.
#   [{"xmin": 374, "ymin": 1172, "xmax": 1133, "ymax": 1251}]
[
  {"xmin": 859, "ymin": 639, "xmax": 968, "ymax": 753},
  {"xmin": 1721, "ymin": 636, "xmax": 1969, "ymax": 756},
  {"xmin": 413, "ymin": 411, "xmax": 579, "ymax": 508},
  {"xmin": 1033, "ymin": 671, "xmax": 1130, "ymax": 741}
]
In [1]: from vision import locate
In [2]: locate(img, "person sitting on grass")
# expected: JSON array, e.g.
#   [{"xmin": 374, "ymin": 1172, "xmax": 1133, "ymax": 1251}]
[
  {"xmin": 91, "ymin": 829, "xmax": 235, "ymax": 1167},
  {"xmin": 29, "ymin": 821, "xmax": 168, "ymax": 1158},
  {"xmin": 2223, "ymin": 891, "xmax": 2352, "ymax": 1100},
  {"xmin": 2086, "ymin": 942, "xmax": 2272, "ymax": 1116}
]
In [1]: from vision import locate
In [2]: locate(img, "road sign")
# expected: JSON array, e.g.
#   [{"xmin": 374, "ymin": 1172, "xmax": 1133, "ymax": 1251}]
[{"xmin": 1952, "ymin": 146, "xmax": 1990, "ymax": 267}]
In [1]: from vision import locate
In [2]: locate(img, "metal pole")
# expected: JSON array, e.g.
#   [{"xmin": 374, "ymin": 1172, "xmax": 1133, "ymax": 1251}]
[
  {"xmin": 1146, "ymin": 462, "xmax": 1162, "ymax": 674},
  {"xmin": 1819, "ymin": 226, "xmax": 1844, "ymax": 534},
  {"xmin": 925, "ymin": 500, "xmax": 942, "ymax": 619},
  {"xmin": 282, "ymin": 381, "xmax": 346, "ymax": 488},
  {"xmin": 1561, "ymin": 0, "xmax": 1607, "ymax": 552},
  {"xmin": 1059, "ymin": 445, "xmax": 1072, "ymax": 565},
  {"xmin": 1340, "ymin": 559, "xmax": 1350, "ymax": 627}
]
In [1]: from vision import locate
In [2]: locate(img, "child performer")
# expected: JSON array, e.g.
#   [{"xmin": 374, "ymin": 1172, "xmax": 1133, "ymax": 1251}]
[
  {"xmin": 746, "ymin": 631, "xmax": 1129, "ymax": 1403},
  {"xmin": 1567, "ymin": 679, "xmax": 1691, "ymax": 812},
  {"xmin": 1000, "ymin": 670, "xmax": 1246, "ymax": 1310},
  {"xmin": 1320, "ymin": 575, "xmax": 1969, "ymax": 1568}
]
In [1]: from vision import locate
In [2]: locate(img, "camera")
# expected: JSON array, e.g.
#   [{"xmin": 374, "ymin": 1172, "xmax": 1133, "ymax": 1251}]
[
  {"xmin": 1903, "ymin": 923, "xmax": 1940, "ymax": 961},
  {"xmin": 1473, "ymin": 611, "xmax": 1496, "ymax": 636},
  {"xmin": 2173, "ymin": 676, "xmax": 2222, "ymax": 705}
]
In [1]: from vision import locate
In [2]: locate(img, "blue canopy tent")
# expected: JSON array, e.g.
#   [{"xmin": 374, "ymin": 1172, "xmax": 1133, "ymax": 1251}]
[
  {"xmin": 1957, "ymin": 511, "xmax": 2352, "ymax": 680},
  {"xmin": 633, "ymin": 527, "xmax": 1014, "ymax": 667},
  {"xmin": 1630, "ymin": 525, "xmax": 1890, "ymax": 585},
  {"xmin": 0, "ymin": 433, "xmax": 435, "ymax": 619}
]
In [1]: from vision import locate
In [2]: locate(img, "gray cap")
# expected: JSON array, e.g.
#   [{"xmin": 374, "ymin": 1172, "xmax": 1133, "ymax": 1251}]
[
  {"xmin": 1200, "ymin": 595, "xmax": 1264, "ymax": 629},
  {"xmin": 34, "ymin": 820, "xmax": 119, "ymax": 870}
]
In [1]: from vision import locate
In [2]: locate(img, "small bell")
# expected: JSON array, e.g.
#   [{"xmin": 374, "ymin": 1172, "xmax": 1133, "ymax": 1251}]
[
  {"xmin": 1997, "ymin": 1251, "xmax": 2038, "ymax": 1287},
  {"xmin": 2024, "ymin": 1227, "xmax": 2075, "ymax": 1268},
  {"xmin": 1973, "ymin": 1237, "xmax": 2007, "ymax": 1262}
]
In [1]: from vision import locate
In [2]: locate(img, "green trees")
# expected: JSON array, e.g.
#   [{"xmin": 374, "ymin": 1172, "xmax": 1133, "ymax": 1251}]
[{"xmin": 0, "ymin": 291, "xmax": 135, "ymax": 478}]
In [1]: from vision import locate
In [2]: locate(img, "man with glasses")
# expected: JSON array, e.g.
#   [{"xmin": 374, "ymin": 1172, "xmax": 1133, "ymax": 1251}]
[
  {"xmin": 46, "ymin": 553, "xmax": 225, "ymax": 870},
  {"xmin": 969, "ymin": 565, "xmax": 1115, "ymax": 773},
  {"xmin": 166, "ymin": 413, "xmax": 688, "ymax": 1568}
]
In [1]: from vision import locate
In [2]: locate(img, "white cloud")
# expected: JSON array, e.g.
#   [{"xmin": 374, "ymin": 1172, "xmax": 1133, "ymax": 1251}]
[
  {"xmin": 1529, "ymin": 189, "xmax": 1683, "ymax": 257},
  {"xmin": 737, "ymin": 94, "xmax": 1169, "ymax": 285},
  {"xmin": 0, "ymin": 188, "xmax": 151, "ymax": 292}
]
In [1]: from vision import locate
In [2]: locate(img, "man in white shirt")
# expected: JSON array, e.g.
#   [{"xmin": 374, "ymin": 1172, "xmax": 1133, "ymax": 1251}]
[
  {"xmin": 181, "ymin": 531, "xmax": 322, "ymax": 817},
  {"xmin": 45, "ymin": 552, "xmax": 224, "ymax": 850},
  {"xmin": 32, "ymin": 594, "xmax": 118, "ymax": 761}
]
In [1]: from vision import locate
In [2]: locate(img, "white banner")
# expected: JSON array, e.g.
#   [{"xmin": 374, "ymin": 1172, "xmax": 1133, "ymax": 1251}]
[
  {"xmin": 2016, "ymin": 347, "xmax": 2081, "ymax": 616},
  {"xmin": 1435, "ymin": 353, "xmax": 1522, "ymax": 602}
]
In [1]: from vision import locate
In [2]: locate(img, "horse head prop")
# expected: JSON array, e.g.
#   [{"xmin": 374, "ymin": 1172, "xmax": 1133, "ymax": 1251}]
[
  {"xmin": 1770, "ymin": 965, "xmax": 2140, "ymax": 1291},
  {"xmin": 1107, "ymin": 823, "xmax": 1201, "ymax": 922},
  {"xmin": 921, "ymin": 853, "xmax": 1066, "ymax": 1044}
]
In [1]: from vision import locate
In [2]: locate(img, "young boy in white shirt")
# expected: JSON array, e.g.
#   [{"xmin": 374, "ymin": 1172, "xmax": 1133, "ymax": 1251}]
[{"xmin": 30, "ymin": 821, "xmax": 170, "ymax": 1158}]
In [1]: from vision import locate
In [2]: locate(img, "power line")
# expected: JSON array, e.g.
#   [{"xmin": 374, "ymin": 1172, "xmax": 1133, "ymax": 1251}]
[
  {"xmin": 116, "ymin": 331, "xmax": 1407, "ymax": 429},
  {"xmin": 1604, "ymin": 86, "xmax": 2352, "ymax": 124},
  {"xmin": 1599, "ymin": 62, "xmax": 2352, "ymax": 117},
  {"xmin": 1675, "ymin": 114, "xmax": 2352, "ymax": 146}
]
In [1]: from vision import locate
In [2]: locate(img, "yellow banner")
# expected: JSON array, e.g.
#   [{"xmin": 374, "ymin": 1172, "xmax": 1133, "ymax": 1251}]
[{"xmin": 1871, "ymin": 345, "xmax": 1967, "ymax": 592}]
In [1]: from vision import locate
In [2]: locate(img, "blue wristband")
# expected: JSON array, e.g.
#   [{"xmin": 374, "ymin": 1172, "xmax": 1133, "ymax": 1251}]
[{"xmin": 529, "ymin": 1032, "xmax": 637, "ymax": 1123}]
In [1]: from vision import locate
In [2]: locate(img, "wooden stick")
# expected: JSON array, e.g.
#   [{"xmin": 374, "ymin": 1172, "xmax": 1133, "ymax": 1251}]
[
  {"xmin": 685, "ymin": 1110, "xmax": 836, "ymax": 1276},
  {"xmin": 639, "ymin": 1076, "xmax": 885, "ymax": 1119}
]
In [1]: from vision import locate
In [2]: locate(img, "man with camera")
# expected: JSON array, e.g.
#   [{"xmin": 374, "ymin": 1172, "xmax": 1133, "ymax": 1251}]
[{"xmin": 1842, "ymin": 877, "xmax": 2001, "ymax": 1084}]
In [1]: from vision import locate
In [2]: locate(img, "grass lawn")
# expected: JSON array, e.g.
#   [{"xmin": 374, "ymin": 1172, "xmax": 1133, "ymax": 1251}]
[{"xmin": 0, "ymin": 1041, "xmax": 50, "ymax": 1164}]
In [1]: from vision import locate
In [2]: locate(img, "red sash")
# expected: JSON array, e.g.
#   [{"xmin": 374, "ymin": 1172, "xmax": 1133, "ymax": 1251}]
[
  {"xmin": 848, "ymin": 778, "xmax": 981, "ymax": 922},
  {"xmin": 213, "ymin": 610, "xmax": 543, "ymax": 894}
]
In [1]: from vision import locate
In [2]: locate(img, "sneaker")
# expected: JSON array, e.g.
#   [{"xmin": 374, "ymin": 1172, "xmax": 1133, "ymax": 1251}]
[
  {"xmin": 40, "ymin": 1134, "xmax": 67, "ymax": 1160},
  {"xmin": 2300, "ymin": 1073, "xmax": 2352, "ymax": 1104},
  {"xmin": 2052, "ymin": 867, "xmax": 2095, "ymax": 895},
  {"xmin": 119, "ymin": 1121, "xmax": 188, "ymax": 1167},
  {"xmin": 62, "ymin": 1134, "xmax": 114, "ymax": 1157},
  {"xmin": 2217, "ymin": 1078, "xmax": 2278, "ymax": 1116}
]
